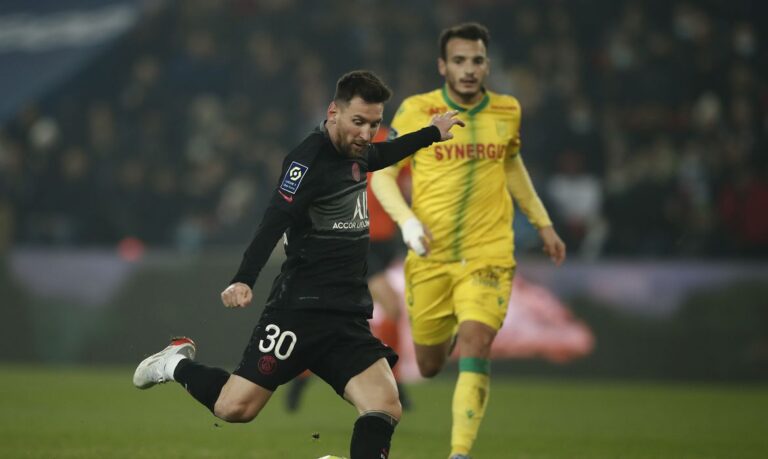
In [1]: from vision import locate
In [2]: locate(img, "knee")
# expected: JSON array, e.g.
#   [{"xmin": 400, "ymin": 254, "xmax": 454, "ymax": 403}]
[
  {"xmin": 379, "ymin": 392, "xmax": 402, "ymax": 421},
  {"xmin": 213, "ymin": 398, "xmax": 259, "ymax": 423},
  {"xmin": 391, "ymin": 391, "xmax": 404, "ymax": 420},
  {"xmin": 356, "ymin": 387, "xmax": 402, "ymax": 421},
  {"xmin": 417, "ymin": 358, "xmax": 444, "ymax": 378},
  {"xmin": 458, "ymin": 329, "xmax": 495, "ymax": 357}
]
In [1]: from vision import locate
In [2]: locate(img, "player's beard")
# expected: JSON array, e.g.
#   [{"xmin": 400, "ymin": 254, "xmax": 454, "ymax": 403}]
[
  {"xmin": 447, "ymin": 76, "xmax": 483, "ymax": 104},
  {"xmin": 349, "ymin": 139, "xmax": 368, "ymax": 156},
  {"xmin": 336, "ymin": 131, "xmax": 367, "ymax": 158},
  {"xmin": 330, "ymin": 128, "xmax": 347, "ymax": 157}
]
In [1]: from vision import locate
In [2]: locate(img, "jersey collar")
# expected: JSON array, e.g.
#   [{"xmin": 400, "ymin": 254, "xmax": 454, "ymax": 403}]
[{"xmin": 441, "ymin": 85, "xmax": 489, "ymax": 116}]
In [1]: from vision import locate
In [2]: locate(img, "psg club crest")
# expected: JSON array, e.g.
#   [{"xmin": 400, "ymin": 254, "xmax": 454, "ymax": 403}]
[
  {"xmin": 258, "ymin": 355, "xmax": 277, "ymax": 375},
  {"xmin": 351, "ymin": 162, "xmax": 361, "ymax": 182}
]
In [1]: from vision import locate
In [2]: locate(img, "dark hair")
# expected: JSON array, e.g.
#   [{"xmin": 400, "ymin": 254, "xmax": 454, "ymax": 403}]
[
  {"xmin": 439, "ymin": 22, "xmax": 490, "ymax": 60},
  {"xmin": 334, "ymin": 70, "xmax": 392, "ymax": 105}
]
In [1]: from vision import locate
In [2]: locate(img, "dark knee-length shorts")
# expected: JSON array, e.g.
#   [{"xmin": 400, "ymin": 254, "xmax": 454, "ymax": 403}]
[{"xmin": 233, "ymin": 307, "xmax": 398, "ymax": 396}]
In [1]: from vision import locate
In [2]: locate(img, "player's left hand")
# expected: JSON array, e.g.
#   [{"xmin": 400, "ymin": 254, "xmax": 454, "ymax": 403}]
[
  {"xmin": 430, "ymin": 110, "xmax": 465, "ymax": 140},
  {"xmin": 538, "ymin": 226, "xmax": 566, "ymax": 267}
]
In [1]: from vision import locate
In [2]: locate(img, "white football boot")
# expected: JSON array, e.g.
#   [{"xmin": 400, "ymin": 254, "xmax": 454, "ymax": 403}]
[{"xmin": 133, "ymin": 337, "xmax": 196, "ymax": 389}]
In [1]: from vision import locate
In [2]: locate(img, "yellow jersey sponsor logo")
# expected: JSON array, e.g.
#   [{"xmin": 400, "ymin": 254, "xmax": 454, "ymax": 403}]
[
  {"xmin": 433, "ymin": 143, "xmax": 508, "ymax": 161},
  {"xmin": 427, "ymin": 106, "xmax": 449, "ymax": 116}
]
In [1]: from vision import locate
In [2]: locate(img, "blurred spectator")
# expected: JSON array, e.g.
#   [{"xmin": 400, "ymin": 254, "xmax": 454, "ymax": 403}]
[
  {"xmin": 716, "ymin": 162, "xmax": 768, "ymax": 257},
  {"xmin": 546, "ymin": 150, "xmax": 606, "ymax": 259},
  {"xmin": 1, "ymin": 0, "xmax": 765, "ymax": 259}
]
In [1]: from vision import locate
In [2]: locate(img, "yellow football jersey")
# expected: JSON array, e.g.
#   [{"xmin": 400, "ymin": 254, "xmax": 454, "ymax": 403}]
[{"xmin": 389, "ymin": 86, "xmax": 546, "ymax": 265}]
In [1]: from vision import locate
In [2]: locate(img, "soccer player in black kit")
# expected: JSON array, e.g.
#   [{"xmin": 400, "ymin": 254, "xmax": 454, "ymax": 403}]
[{"xmin": 133, "ymin": 70, "xmax": 463, "ymax": 459}]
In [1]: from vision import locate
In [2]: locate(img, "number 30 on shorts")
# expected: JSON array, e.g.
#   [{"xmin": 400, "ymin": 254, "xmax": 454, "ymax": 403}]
[{"xmin": 258, "ymin": 324, "xmax": 297, "ymax": 360}]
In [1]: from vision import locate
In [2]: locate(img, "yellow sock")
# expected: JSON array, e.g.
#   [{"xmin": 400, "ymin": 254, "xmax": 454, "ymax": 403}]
[{"xmin": 450, "ymin": 357, "xmax": 490, "ymax": 456}]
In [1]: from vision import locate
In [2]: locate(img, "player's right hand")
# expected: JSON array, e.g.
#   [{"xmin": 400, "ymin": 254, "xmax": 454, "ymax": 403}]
[
  {"xmin": 221, "ymin": 282, "xmax": 253, "ymax": 308},
  {"xmin": 430, "ymin": 110, "xmax": 465, "ymax": 140},
  {"xmin": 402, "ymin": 217, "xmax": 432, "ymax": 256}
]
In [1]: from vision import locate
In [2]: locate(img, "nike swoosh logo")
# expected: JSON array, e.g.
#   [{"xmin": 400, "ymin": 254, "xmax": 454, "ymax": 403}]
[{"xmin": 278, "ymin": 191, "xmax": 294, "ymax": 202}]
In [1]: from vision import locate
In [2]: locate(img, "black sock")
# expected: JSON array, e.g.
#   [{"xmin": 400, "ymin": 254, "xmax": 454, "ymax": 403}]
[
  {"xmin": 173, "ymin": 359, "xmax": 230, "ymax": 413},
  {"xmin": 350, "ymin": 412, "xmax": 397, "ymax": 459}
]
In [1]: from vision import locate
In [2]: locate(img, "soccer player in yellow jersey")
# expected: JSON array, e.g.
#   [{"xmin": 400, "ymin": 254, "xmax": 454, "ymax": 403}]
[{"xmin": 371, "ymin": 23, "xmax": 566, "ymax": 458}]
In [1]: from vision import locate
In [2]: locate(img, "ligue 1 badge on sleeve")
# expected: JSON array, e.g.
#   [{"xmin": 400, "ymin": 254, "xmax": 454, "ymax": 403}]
[{"xmin": 280, "ymin": 161, "xmax": 309, "ymax": 194}]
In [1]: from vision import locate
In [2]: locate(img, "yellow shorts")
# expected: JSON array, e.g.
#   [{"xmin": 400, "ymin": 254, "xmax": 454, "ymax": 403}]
[{"xmin": 404, "ymin": 255, "xmax": 515, "ymax": 346}]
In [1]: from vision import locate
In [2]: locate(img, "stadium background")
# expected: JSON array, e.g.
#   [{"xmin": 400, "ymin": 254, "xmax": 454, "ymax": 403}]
[{"xmin": 0, "ymin": 1, "xmax": 767, "ymax": 458}]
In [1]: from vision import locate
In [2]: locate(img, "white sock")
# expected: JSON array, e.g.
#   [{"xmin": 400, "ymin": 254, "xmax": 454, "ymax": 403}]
[{"xmin": 164, "ymin": 354, "xmax": 187, "ymax": 381}]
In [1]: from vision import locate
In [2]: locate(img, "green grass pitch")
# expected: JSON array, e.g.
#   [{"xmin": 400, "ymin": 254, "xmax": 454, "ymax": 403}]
[{"xmin": 1, "ymin": 365, "xmax": 766, "ymax": 458}]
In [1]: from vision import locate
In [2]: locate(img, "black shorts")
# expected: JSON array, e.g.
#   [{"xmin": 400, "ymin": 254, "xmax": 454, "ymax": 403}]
[
  {"xmin": 233, "ymin": 307, "xmax": 398, "ymax": 395},
  {"xmin": 367, "ymin": 237, "xmax": 401, "ymax": 279}
]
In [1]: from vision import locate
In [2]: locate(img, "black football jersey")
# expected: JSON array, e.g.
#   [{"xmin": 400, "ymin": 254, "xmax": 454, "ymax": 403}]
[{"xmin": 231, "ymin": 123, "xmax": 439, "ymax": 316}]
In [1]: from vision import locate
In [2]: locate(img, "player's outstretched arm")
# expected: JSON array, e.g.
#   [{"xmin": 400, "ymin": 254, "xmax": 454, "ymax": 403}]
[{"xmin": 368, "ymin": 111, "xmax": 464, "ymax": 171}]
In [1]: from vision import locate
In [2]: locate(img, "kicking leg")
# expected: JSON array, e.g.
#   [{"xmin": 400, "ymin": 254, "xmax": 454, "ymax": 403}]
[
  {"xmin": 134, "ymin": 337, "xmax": 271, "ymax": 423},
  {"xmin": 213, "ymin": 374, "xmax": 272, "ymax": 422}
]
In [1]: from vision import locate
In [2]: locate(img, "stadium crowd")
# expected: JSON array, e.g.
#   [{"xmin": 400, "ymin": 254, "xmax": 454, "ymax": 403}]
[{"xmin": 1, "ymin": 0, "xmax": 766, "ymax": 258}]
